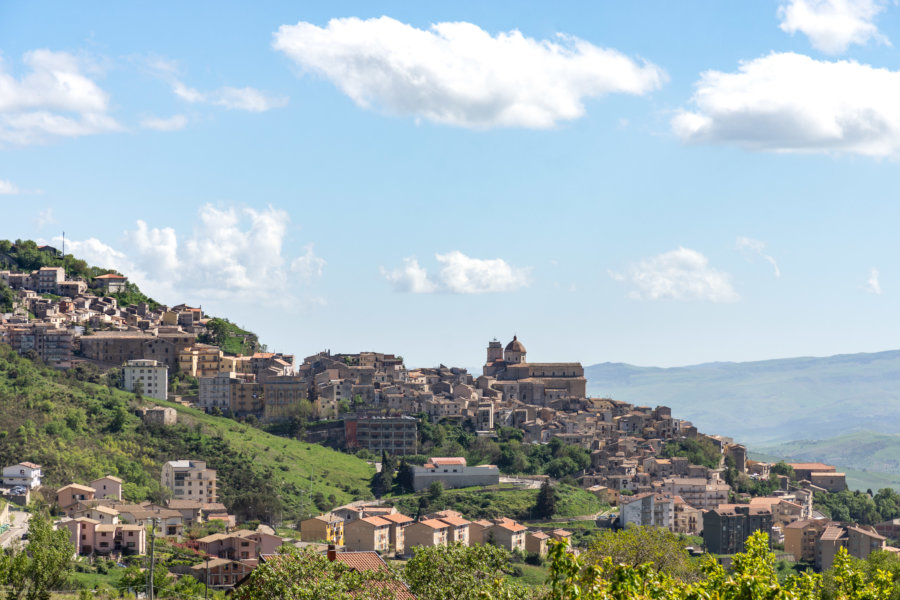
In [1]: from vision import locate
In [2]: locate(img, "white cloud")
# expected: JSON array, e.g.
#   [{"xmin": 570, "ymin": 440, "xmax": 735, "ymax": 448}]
[
  {"xmin": 736, "ymin": 236, "xmax": 781, "ymax": 277},
  {"xmin": 381, "ymin": 258, "xmax": 438, "ymax": 293},
  {"xmin": 778, "ymin": 0, "xmax": 889, "ymax": 54},
  {"xmin": 173, "ymin": 81, "xmax": 288, "ymax": 112},
  {"xmin": 672, "ymin": 52, "xmax": 900, "ymax": 157},
  {"xmin": 0, "ymin": 50, "xmax": 121, "ymax": 145},
  {"xmin": 864, "ymin": 267, "xmax": 882, "ymax": 294},
  {"xmin": 382, "ymin": 251, "xmax": 530, "ymax": 293},
  {"xmin": 273, "ymin": 16, "xmax": 666, "ymax": 129},
  {"xmin": 0, "ymin": 179, "xmax": 20, "ymax": 194},
  {"xmin": 140, "ymin": 114, "xmax": 188, "ymax": 131},
  {"xmin": 611, "ymin": 247, "xmax": 739, "ymax": 302},
  {"xmin": 291, "ymin": 243, "xmax": 326, "ymax": 281},
  {"xmin": 34, "ymin": 208, "xmax": 56, "ymax": 230},
  {"xmin": 58, "ymin": 204, "xmax": 321, "ymax": 306}
]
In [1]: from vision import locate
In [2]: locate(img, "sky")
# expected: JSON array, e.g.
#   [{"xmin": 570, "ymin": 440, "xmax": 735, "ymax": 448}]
[{"xmin": 1, "ymin": 1, "xmax": 899, "ymax": 370}]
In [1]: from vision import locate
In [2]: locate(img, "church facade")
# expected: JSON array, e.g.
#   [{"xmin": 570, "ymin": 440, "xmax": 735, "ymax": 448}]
[{"xmin": 479, "ymin": 336, "xmax": 586, "ymax": 405}]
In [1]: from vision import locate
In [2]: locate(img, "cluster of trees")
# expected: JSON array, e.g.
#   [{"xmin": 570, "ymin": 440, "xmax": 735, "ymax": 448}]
[
  {"xmin": 659, "ymin": 437, "xmax": 722, "ymax": 470},
  {"xmin": 816, "ymin": 488, "xmax": 900, "ymax": 526},
  {"xmin": 0, "ymin": 514, "xmax": 75, "ymax": 600},
  {"xmin": 196, "ymin": 317, "xmax": 260, "ymax": 355},
  {"xmin": 417, "ymin": 420, "xmax": 591, "ymax": 480}
]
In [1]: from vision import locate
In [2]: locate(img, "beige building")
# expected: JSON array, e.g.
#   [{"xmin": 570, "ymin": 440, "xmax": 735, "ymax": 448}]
[
  {"xmin": 56, "ymin": 483, "xmax": 95, "ymax": 510},
  {"xmin": 90, "ymin": 476, "xmax": 123, "ymax": 501},
  {"xmin": 380, "ymin": 512, "xmax": 412, "ymax": 555},
  {"xmin": 345, "ymin": 516, "xmax": 392, "ymax": 552},
  {"xmin": 123, "ymin": 359, "xmax": 169, "ymax": 401},
  {"xmin": 412, "ymin": 457, "xmax": 500, "ymax": 491},
  {"xmin": 784, "ymin": 518, "xmax": 828, "ymax": 563},
  {"xmin": 405, "ymin": 519, "xmax": 449, "ymax": 553},
  {"xmin": 142, "ymin": 406, "xmax": 177, "ymax": 426},
  {"xmin": 525, "ymin": 531, "xmax": 550, "ymax": 556},
  {"xmin": 662, "ymin": 477, "xmax": 730, "ymax": 510},
  {"xmin": 816, "ymin": 524, "xmax": 886, "ymax": 571},
  {"xmin": 161, "ymin": 460, "xmax": 217, "ymax": 503}
]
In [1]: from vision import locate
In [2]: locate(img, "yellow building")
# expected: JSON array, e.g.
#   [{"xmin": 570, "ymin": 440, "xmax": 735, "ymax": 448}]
[{"xmin": 300, "ymin": 514, "xmax": 344, "ymax": 545}]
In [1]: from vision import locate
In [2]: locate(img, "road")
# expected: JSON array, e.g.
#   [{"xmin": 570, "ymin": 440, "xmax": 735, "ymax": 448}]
[
  {"xmin": 0, "ymin": 510, "xmax": 31, "ymax": 549},
  {"xmin": 499, "ymin": 476, "xmax": 542, "ymax": 489}
]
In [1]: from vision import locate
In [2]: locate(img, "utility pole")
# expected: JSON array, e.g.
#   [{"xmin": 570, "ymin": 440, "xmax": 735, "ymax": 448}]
[
  {"xmin": 147, "ymin": 518, "xmax": 157, "ymax": 600},
  {"xmin": 205, "ymin": 555, "xmax": 210, "ymax": 600}
]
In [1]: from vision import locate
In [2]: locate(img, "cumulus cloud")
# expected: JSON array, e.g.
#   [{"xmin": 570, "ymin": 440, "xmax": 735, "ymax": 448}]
[
  {"xmin": 381, "ymin": 251, "xmax": 530, "ymax": 293},
  {"xmin": 58, "ymin": 204, "xmax": 322, "ymax": 306},
  {"xmin": 610, "ymin": 247, "xmax": 739, "ymax": 302},
  {"xmin": 291, "ymin": 244, "xmax": 326, "ymax": 282},
  {"xmin": 140, "ymin": 114, "xmax": 188, "ymax": 131},
  {"xmin": 34, "ymin": 208, "xmax": 56, "ymax": 230},
  {"xmin": 173, "ymin": 81, "xmax": 288, "ymax": 112},
  {"xmin": 864, "ymin": 267, "xmax": 882, "ymax": 294},
  {"xmin": 778, "ymin": 0, "xmax": 889, "ymax": 54},
  {"xmin": 736, "ymin": 236, "xmax": 781, "ymax": 277},
  {"xmin": 0, "ymin": 179, "xmax": 20, "ymax": 194},
  {"xmin": 272, "ymin": 16, "xmax": 666, "ymax": 129},
  {"xmin": 672, "ymin": 52, "xmax": 900, "ymax": 157},
  {"xmin": 0, "ymin": 50, "xmax": 121, "ymax": 145}
]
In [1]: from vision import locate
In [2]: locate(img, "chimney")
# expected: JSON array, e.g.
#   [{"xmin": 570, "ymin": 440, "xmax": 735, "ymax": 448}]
[{"xmin": 327, "ymin": 544, "xmax": 336, "ymax": 562}]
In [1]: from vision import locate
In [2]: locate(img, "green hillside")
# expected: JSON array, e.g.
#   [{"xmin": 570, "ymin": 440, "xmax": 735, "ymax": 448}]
[
  {"xmin": 0, "ymin": 345, "xmax": 374, "ymax": 521},
  {"xmin": 753, "ymin": 431, "xmax": 900, "ymax": 491},
  {"xmin": 586, "ymin": 350, "xmax": 900, "ymax": 445}
]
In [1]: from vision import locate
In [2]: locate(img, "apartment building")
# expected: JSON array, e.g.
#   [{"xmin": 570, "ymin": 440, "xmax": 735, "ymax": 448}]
[
  {"xmin": 703, "ymin": 504, "xmax": 773, "ymax": 555},
  {"xmin": 412, "ymin": 457, "xmax": 500, "ymax": 491},
  {"xmin": 122, "ymin": 359, "xmax": 169, "ymax": 401},
  {"xmin": 344, "ymin": 416, "xmax": 417, "ymax": 456},
  {"xmin": 161, "ymin": 460, "xmax": 217, "ymax": 503}
]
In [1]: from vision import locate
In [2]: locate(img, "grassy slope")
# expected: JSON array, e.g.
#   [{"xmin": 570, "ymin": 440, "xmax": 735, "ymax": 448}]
[
  {"xmin": 386, "ymin": 484, "xmax": 603, "ymax": 521},
  {"xmin": 586, "ymin": 350, "xmax": 900, "ymax": 446},
  {"xmin": 0, "ymin": 346, "xmax": 373, "ymax": 518}
]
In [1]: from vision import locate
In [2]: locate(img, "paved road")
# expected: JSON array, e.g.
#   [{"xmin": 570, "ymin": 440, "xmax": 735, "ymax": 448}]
[
  {"xmin": 499, "ymin": 476, "xmax": 542, "ymax": 489},
  {"xmin": 0, "ymin": 510, "xmax": 31, "ymax": 549}
]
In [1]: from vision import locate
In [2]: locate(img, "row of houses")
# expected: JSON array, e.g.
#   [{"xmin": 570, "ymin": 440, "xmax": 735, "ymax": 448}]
[{"xmin": 300, "ymin": 501, "xmax": 571, "ymax": 559}]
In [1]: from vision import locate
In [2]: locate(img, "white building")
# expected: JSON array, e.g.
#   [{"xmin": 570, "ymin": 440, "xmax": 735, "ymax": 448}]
[
  {"xmin": 161, "ymin": 460, "xmax": 217, "ymax": 503},
  {"xmin": 412, "ymin": 457, "xmax": 499, "ymax": 492},
  {"xmin": 2, "ymin": 462, "xmax": 42, "ymax": 489},
  {"xmin": 618, "ymin": 493, "xmax": 674, "ymax": 529},
  {"xmin": 122, "ymin": 359, "xmax": 169, "ymax": 401}
]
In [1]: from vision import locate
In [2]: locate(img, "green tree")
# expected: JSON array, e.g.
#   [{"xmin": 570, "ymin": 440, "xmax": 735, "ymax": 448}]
[
  {"xmin": 396, "ymin": 459, "xmax": 415, "ymax": 493},
  {"xmin": 771, "ymin": 461, "xmax": 797, "ymax": 480},
  {"xmin": 404, "ymin": 542, "xmax": 530, "ymax": 600},
  {"xmin": 232, "ymin": 547, "xmax": 400, "ymax": 599},
  {"xmin": 533, "ymin": 481, "xmax": 558, "ymax": 519},
  {"xmin": 428, "ymin": 481, "xmax": 444, "ymax": 502},
  {"xmin": 0, "ymin": 513, "xmax": 75, "ymax": 600},
  {"xmin": 588, "ymin": 526, "xmax": 701, "ymax": 581}
]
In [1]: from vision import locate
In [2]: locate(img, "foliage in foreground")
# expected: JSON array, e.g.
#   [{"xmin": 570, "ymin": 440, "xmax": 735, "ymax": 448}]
[
  {"xmin": 0, "ymin": 513, "xmax": 74, "ymax": 600},
  {"xmin": 547, "ymin": 531, "xmax": 893, "ymax": 600}
]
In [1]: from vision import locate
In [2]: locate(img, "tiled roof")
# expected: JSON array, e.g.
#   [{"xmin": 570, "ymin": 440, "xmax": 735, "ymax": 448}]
[
  {"xmin": 57, "ymin": 483, "xmax": 95, "ymax": 493},
  {"xmin": 359, "ymin": 516, "xmax": 391, "ymax": 527},
  {"xmin": 430, "ymin": 457, "xmax": 467, "ymax": 466},
  {"xmin": 438, "ymin": 516, "xmax": 470, "ymax": 527},
  {"xmin": 417, "ymin": 519, "xmax": 449, "ymax": 530},
  {"xmin": 787, "ymin": 462, "xmax": 834, "ymax": 471},
  {"xmin": 381, "ymin": 513, "xmax": 413, "ymax": 524}
]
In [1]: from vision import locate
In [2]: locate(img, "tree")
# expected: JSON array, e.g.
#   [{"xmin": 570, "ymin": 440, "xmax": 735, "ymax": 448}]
[
  {"xmin": 404, "ymin": 543, "xmax": 530, "ymax": 600},
  {"xmin": 232, "ymin": 547, "xmax": 401, "ymax": 600},
  {"xmin": 588, "ymin": 526, "xmax": 701, "ymax": 581},
  {"xmin": 0, "ymin": 513, "xmax": 75, "ymax": 600},
  {"xmin": 428, "ymin": 481, "xmax": 444, "ymax": 502},
  {"xmin": 771, "ymin": 461, "xmax": 796, "ymax": 480},
  {"xmin": 396, "ymin": 459, "xmax": 415, "ymax": 493},
  {"xmin": 533, "ymin": 481, "xmax": 558, "ymax": 519}
]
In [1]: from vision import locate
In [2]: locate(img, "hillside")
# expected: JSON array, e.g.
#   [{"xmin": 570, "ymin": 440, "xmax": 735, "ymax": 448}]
[
  {"xmin": 586, "ymin": 350, "xmax": 900, "ymax": 445},
  {"xmin": 0, "ymin": 345, "xmax": 374, "ymax": 521},
  {"xmin": 753, "ymin": 431, "xmax": 900, "ymax": 492}
]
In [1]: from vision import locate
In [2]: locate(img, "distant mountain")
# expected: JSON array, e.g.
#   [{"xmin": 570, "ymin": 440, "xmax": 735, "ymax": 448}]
[{"xmin": 586, "ymin": 350, "xmax": 900, "ymax": 446}]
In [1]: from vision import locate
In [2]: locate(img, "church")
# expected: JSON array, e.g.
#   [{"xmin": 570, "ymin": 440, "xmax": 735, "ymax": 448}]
[{"xmin": 479, "ymin": 336, "xmax": 586, "ymax": 405}]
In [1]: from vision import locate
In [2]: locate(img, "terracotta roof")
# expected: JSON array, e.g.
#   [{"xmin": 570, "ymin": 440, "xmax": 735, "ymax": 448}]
[
  {"xmin": 168, "ymin": 499, "xmax": 203, "ymax": 509},
  {"xmin": 57, "ymin": 483, "xmax": 95, "ymax": 493},
  {"xmin": 787, "ymin": 462, "xmax": 835, "ymax": 471},
  {"xmin": 528, "ymin": 531, "xmax": 550, "ymax": 540},
  {"xmin": 438, "ymin": 516, "xmax": 470, "ymax": 527},
  {"xmin": 358, "ymin": 516, "xmax": 391, "ymax": 527},
  {"xmin": 416, "ymin": 519, "xmax": 449, "ymax": 530},
  {"xmin": 18, "ymin": 462, "xmax": 41, "ymax": 469},
  {"xmin": 332, "ymin": 552, "xmax": 416, "ymax": 600},
  {"xmin": 94, "ymin": 274, "xmax": 127, "ymax": 279},
  {"xmin": 493, "ymin": 520, "xmax": 527, "ymax": 533},
  {"xmin": 93, "ymin": 475, "xmax": 124, "ymax": 483},
  {"xmin": 380, "ymin": 513, "xmax": 413, "ymax": 524},
  {"xmin": 430, "ymin": 457, "xmax": 466, "ymax": 466},
  {"xmin": 551, "ymin": 529, "xmax": 572, "ymax": 537},
  {"xmin": 95, "ymin": 524, "xmax": 118, "ymax": 532}
]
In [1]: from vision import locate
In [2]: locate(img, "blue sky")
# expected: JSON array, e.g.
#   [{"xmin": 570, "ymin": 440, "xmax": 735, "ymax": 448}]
[{"xmin": 1, "ymin": 1, "xmax": 899, "ymax": 369}]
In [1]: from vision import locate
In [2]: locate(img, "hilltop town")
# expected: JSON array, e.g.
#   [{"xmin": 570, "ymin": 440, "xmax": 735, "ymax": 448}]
[{"xmin": 1, "ymin": 239, "xmax": 899, "ymax": 595}]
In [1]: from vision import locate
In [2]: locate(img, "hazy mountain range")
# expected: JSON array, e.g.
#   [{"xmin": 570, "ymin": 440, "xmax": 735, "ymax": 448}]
[{"xmin": 585, "ymin": 350, "xmax": 900, "ymax": 490}]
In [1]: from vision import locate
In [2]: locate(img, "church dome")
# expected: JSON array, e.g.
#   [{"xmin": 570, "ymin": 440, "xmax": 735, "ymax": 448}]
[{"xmin": 505, "ymin": 336, "xmax": 526, "ymax": 353}]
